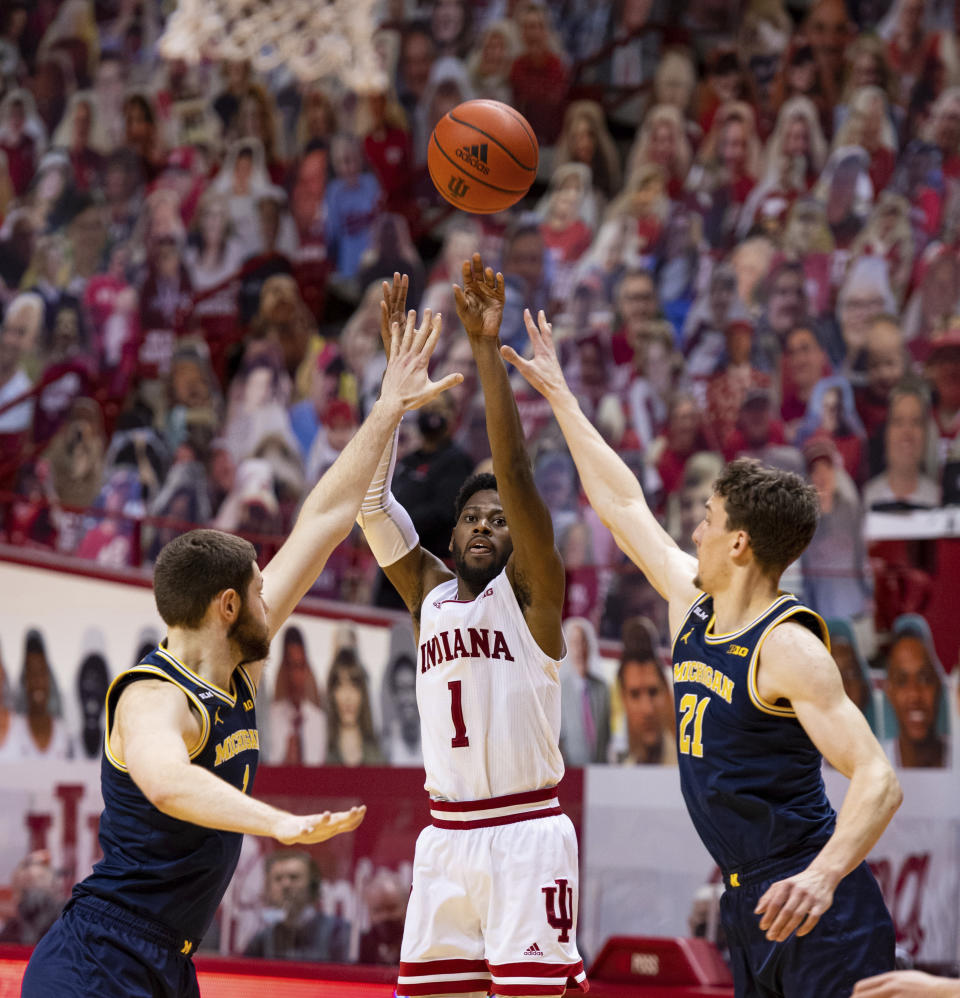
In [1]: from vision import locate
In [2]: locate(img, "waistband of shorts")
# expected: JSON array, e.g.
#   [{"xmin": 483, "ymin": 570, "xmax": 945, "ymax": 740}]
[
  {"xmin": 722, "ymin": 846, "xmax": 825, "ymax": 889},
  {"xmin": 429, "ymin": 786, "xmax": 562, "ymax": 829},
  {"xmin": 70, "ymin": 891, "xmax": 201, "ymax": 956}
]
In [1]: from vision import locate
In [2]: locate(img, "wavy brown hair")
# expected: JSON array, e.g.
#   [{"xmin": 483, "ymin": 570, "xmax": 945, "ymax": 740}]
[{"xmin": 713, "ymin": 458, "xmax": 819, "ymax": 578}]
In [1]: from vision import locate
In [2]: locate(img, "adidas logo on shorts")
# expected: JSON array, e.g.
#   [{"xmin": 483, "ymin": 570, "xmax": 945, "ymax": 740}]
[{"xmin": 523, "ymin": 942, "xmax": 543, "ymax": 957}]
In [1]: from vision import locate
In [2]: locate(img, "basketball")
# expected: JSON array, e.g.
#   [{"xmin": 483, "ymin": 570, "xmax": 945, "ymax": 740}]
[{"xmin": 428, "ymin": 99, "xmax": 539, "ymax": 214}]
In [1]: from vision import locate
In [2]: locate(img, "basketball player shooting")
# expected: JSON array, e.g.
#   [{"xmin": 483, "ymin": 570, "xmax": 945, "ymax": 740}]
[
  {"xmin": 356, "ymin": 259, "xmax": 587, "ymax": 998},
  {"xmin": 22, "ymin": 313, "xmax": 462, "ymax": 998},
  {"xmin": 501, "ymin": 309, "xmax": 902, "ymax": 998}
]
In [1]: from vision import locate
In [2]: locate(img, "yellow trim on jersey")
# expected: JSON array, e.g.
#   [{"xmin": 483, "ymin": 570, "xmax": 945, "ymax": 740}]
[
  {"xmin": 703, "ymin": 593, "xmax": 796, "ymax": 644},
  {"xmin": 237, "ymin": 665, "xmax": 258, "ymax": 700},
  {"xmin": 670, "ymin": 592, "xmax": 709, "ymax": 658},
  {"xmin": 747, "ymin": 606, "xmax": 830, "ymax": 717},
  {"xmin": 104, "ymin": 666, "xmax": 212, "ymax": 772},
  {"xmin": 155, "ymin": 647, "xmax": 237, "ymax": 706}
]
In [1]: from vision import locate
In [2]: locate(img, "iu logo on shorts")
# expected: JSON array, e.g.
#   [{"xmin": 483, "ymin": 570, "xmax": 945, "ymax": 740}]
[
  {"xmin": 542, "ymin": 879, "xmax": 574, "ymax": 943},
  {"xmin": 448, "ymin": 176, "xmax": 470, "ymax": 199}
]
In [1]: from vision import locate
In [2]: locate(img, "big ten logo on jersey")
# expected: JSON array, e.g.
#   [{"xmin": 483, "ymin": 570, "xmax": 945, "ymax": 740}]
[
  {"xmin": 726, "ymin": 643, "xmax": 749, "ymax": 657},
  {"xmin": 542, "ymin": 878, "xmax": 574, "ymax": 943},
  {"xmin": 243, "ymin": 698, "xmax": 254, "ymax": 712},
  {"xmin": 869, "ymin": 853, "xmax": 931, "ymax": 957}
]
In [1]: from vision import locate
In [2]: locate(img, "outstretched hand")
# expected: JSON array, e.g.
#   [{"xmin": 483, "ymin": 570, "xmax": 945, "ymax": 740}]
[
  {"xmin": 500, "ymin": 308, "xmax": 571, "ymax": 402},
  {"xmin": 274, "ymin": 805, "xmax": 367, "ymax": 845},
  {"xmin": 453, "ymin": 252, "xmax": 505, "ymax": 339},
  {"xmin": 379, "ymin": 272, "xmax": 408, "ymax": 359},
  {"xmin": 380, "ymin": 308, "xmax": 463, "ymax": 412}
]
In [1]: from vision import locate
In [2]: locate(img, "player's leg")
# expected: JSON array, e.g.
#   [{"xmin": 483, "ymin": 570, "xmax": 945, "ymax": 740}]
[
  {"xmin": 778, "ymin": 861, "xmax": 895, "ymax": 998},
  {"xmin": 718, "ymin": 886, "xmax": 776, "ymax": 998},
  {"xmin": 484, "ymin": 814, "xmax": 588, "ymax": 998},
  {"xmin": 396, "ymin": 825, "xmax": 491, "ymax": 998},
  {"xmin": 726, "ymin": 859, "xmax": 894, "ymax": 998},
  {"xmin": 22, "ymin": 900, "xmax": 172, "ymax": 998}
]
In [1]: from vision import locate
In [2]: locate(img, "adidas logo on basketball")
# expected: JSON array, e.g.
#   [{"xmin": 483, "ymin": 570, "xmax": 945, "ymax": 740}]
[
  {"xmin": 523, "ymin": 942, "xmax": 543, "ymax": 957},
  {"xmin": 455, "ymin": 143, "xmax": 490, "ymax": 175}
]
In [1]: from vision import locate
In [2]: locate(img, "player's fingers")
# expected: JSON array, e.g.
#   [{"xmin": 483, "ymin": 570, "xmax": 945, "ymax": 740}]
[
  {"xmin": 462, "ymin": 258, "xmax": 473, "ymax": 284},
  {"xmin": 794, "ymin": 905, "xmax": 826, "ymax": 938},
  {"xmin": 424, "ymin": 372, "xmax": 464, "ymax": 402},
  {"xmin": 390, "ymin": 320, "xmax": 401, "ymax": 357},
  {"xmin": 537, "ymin": 309, "xmax": 554, "ymax": 343},
  {"xmin": 400, "ymin": 308, "xmax": 417, "ymax": 349},
  {"xmin": 766, "ymin": 904, "xmax": 806, "ymax": 941},
  {"xmin": 851, "ymin": 974, "xmax": 897, "ymax": 996},
  {"xmin": 484, "ymin": 265, "xmax": 496, "ymax": 288},
  {"xmin": 413, "ymin": 308, "xmax": 433, "ymax": 350},
  {"xmin": 523, "ymin": 307, "xmax": 541, "ymax": 342},
  {"xmin": 495, "ymin": 271, "xmax": 504, "ymax": 296},
  {"xmin": 754, "ymin": 880, "xmax": 786, "ymax": 918},
  {"xmin": 500, "ymin": 344, "xmax": 524, "ymax": 369},
  {"xmin": 422, "ymin": 313, "xmax": 443, "ymax": 356},
  {"xmin": 453, "ymin": 284, "xmax": 468, "ymax": 313}
]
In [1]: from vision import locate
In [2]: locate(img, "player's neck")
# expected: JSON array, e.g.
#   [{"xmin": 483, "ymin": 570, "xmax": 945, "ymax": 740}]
[
  {"xmin": 709, "ymin": 571, "xmax": 781, "ymax": 635},
  {"xmin": 163, "ymin": 627, "xmax": 238, "ymax": 692}
]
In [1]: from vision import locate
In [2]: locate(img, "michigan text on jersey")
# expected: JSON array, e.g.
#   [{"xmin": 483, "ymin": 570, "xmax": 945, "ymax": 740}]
[
  {"xmin": 214, "ymin": 729, "xmax": 260, "ymax": 766},
  {"xmin": 673, "ymin": 660, "xmax": 735, "ymax": 704}
]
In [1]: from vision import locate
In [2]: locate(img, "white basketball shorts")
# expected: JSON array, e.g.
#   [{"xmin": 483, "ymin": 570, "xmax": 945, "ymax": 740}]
[{"xmin": 397, "ymin": 788, "xmax": 588, "ymax": 997}]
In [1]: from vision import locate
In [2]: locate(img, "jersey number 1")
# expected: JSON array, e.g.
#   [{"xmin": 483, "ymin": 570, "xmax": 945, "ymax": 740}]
[
  {"xmin": 448, "ymin": 680, "xmax": 469, "ymax": 748},
  {"xmin": 678, "ymin": 693, "xmax": 709, "ymax": 757}
]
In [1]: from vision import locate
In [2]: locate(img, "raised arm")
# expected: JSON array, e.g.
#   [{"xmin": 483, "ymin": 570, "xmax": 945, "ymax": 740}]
[
  {"xmin": 116, "ymin": 680, "xmax": 365, "ymax": 844},
  {"xmin": 355, "ymin": 275, "xmax": 457, "ymax": 626},
  {"xmin": 455, "ymin": 253, "xmax": 564, "ymax": 658},
  {"xmin": 502, "ymin": 308, "xmax": 699, "ymax": 628},
  {"xmin": 753, "ymin": 622, "xmax": 902, "ymax": 943},
  {"xmin": 261, "ymin": 302, "xmax": 462, "ymax": 641}
]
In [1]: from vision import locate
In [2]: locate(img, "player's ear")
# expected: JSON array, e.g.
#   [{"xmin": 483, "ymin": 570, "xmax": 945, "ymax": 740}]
[
  {"xmin": 217, "ymin": 587, "xmax": 241, "ymax": 623},
  {"xmin": 731, "ymin": 530, "xmax": 750, "ymax": 558}
]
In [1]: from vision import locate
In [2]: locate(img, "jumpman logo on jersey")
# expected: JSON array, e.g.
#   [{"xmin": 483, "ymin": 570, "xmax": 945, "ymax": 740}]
[
  {"xmin": 681, "ymin": 627, "xmax": 693, "ymax": 645},
  {"xmin": 214, "ymin": 707, "xmax": 223, "ymax": 725}
]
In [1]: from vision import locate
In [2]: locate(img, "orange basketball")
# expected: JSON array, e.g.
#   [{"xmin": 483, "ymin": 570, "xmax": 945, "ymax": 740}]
[{"xmin": 428, "ymin": 99, "xmax": 539, "ymax": 214}]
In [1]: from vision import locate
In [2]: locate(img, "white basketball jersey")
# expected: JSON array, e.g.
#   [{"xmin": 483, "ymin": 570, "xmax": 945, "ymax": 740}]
[{"xmin": 417, "ymin": 568, "xmax": 565, "ymax": 801}]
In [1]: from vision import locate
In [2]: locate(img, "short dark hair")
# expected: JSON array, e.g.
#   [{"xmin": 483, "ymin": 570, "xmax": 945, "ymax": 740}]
[
  {"xmin": 388, "ymin": 654, "xmax": 417, "ymax": 691},
  {"xmin": 617, "ymin": 655, "xmax": 666, "ymax": 690},
  {"xmin": 283, "ymin": 626, "xmax": 305, "ymax": 651},
  {"xmin": 265, "ymin": 850, "xmax": 320, "ymax": 898},
  {"xmin": 453, "ymin": 472, "xmax": 498, "ymax": 523},
  {"xmin": 713, "ymin": 458, "xmax": 819, "ymax": 577},
  {"xmin": 153, "ymin": 529, "xmax": 256, "ymax": 628}
]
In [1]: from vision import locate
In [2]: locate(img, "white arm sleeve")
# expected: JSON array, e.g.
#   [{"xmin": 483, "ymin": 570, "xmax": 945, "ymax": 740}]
[{"xmin": 356, "ymin": 426, "xmax": 419, "ymax": 567}]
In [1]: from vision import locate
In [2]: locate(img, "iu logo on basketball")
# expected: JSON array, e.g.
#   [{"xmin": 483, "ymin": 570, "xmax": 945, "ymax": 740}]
[
  {"xmin": 542, "ymin": 879, "xmax": 574, "ymax": 943},
  {"xmin": 448, "ymin": 176, "xmax": 470, "ymax": 199}
]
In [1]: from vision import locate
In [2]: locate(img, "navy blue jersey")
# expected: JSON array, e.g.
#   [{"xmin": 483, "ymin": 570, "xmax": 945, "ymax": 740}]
[
  {"xmin": 78, "ymin": 646, "xmax": 259, "ymax": 944},
  {"xmin": 672, "ymin": 593, "xmax": 835, "ymax": 875}
]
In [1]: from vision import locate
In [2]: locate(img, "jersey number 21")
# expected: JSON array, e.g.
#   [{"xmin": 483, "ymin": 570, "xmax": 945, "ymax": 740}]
[{"xmin": 678, "ymin": 693, "xmax": 709, "ymax": 757}]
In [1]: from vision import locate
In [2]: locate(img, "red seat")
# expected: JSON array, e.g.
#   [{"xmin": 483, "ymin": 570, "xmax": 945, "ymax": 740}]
[{"xmin": 587, "ymin": 936, "xmax": 734, "ymax": 998}]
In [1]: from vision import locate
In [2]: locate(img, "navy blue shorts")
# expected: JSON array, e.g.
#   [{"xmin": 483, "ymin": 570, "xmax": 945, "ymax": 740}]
[
  {"xmin": 21, "ymin": 894, "xmax": 200, "ymax": 998},
  {"xmin": 720, "ymin": 857, "xmax": 895, "ymax": 998}
]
